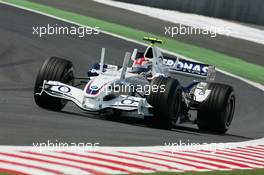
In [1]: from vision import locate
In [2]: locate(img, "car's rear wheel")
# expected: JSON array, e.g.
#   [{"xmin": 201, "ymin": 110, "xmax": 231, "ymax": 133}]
[
  {"xmin": 197, "ymin": 83, "xmax": 235, "ymax": 134},
  {"xmin": 147, "ymin": 76, "xmax": 182, "ymax": 129},
  {"xmin": 34, "ymin": 57, "xmax": 75, "ymax": 111}
]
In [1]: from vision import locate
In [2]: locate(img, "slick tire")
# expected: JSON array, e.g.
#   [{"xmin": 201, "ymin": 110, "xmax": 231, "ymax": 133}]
[
  {"xmin": 197, "ymin": 83, "xmax": 235, "ymax": 134},
  {"xmin": 147, "ymin": 76, "xmax": 182, "ymax": 129},
  {"xmin": 34, "ymin": 57, "xmax": 75, "ymax": 111}
]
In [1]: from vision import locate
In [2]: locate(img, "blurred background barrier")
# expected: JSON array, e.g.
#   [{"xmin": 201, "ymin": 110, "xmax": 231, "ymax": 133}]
[{"xmin": 114, "ymin": 0, "xmax": 264, "ymax": 26}]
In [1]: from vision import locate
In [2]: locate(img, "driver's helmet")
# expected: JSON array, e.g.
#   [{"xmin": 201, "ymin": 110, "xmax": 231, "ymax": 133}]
[{"xmin": 131, "ymin": 52, "xmax": 151, "ymax": 73}]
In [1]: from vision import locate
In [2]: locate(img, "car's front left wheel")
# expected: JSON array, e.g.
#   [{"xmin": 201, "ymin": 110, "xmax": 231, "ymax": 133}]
[{"xmin": 147, "ymin": 76, "xmax": 182, "ymax": 129}]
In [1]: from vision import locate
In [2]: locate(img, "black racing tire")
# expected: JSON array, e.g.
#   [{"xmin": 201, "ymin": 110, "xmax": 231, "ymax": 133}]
[
  {"xmin": 34, "ymin": 57, "xmax": 75, "ymax": 111},
  {"xmin": 197, "ymin": 83, "xmax": 235, "ymax": 134},
  {"xmin": 147, "ymin": 76, "xmax": 182, "ymax": 129}
]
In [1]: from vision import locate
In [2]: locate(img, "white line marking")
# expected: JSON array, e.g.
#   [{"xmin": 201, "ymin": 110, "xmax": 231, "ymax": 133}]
[
  {"xmin": 89, "ymin": 151, "xmax": 180, "ymax": 171},
  {"xmin": 0, "ymin": 155, "xmax": 66, "ymax": 175},
  {"xmin": 210, "ymin": 150, "xmax": 264, "ymax": 162},
  {"xmin": 163, "ymin": 151, "xmax": 259, "ymax": 168},
  {"xmin": 0, "ymin": 145, "xmax": 263, "ymax": 174},
  {"xmin": 88, "ymin": 151, "xmax": 189, "ymax": 171},
  {"xmin": 17, "ymin": 151, "xmax": 125, "ymax": 174},
  {"xmin": 231, "ymin": 148, "xmax": 264, "ymax": 155},
  {"xmin": 113, "ymin": 151, "xmax": 216, "ymax": 170},
  {"xmin": 0, "ymin": 0, "xmax": 263, "ymax": 92},
  {"xmin": 128, "ymin": 151, "xmax": 234, "ymax": 170},
  {"xmin": 223, "ymin": 149, "xmax": 264, "ymax": 159},
  {"xmin": 195, "ymin": 151, "xmax": 264, "ymax": 167},
  {"xmin": 47, "ymin": 151, "xmax": 153, "ymax": 173},
  {"xmin": 94, "ymin": 0, "xmax": 264, "ymax": 45},
  {"xmin": 0, "ymin": 162, "xmax": 56, "ymax": 175},
  {"xmin": 117, "ymin": 151, "xmax": 219, "ymax": 171},
  {"xmin": 0, "ymin": 151, "xmax": 90, "ymax": 175}
]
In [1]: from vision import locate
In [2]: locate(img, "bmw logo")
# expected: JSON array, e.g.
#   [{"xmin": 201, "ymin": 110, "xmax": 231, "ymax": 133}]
[{"xmin": 90, "ymin": 85, "xmax": 99, "ymax": 90}]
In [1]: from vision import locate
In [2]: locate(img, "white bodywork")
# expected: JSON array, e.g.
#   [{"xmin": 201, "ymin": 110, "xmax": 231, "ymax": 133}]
[{"xmin": 36, "ymin": 45, "xmax": 216, "ymax": 116}]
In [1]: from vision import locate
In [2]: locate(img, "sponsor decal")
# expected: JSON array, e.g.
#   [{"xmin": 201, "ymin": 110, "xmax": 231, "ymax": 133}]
[
  {"xmin": 163, "ymin": 58, "xmax": 208, "ymax": 76},
  {"xmin": 121, "ymin": 99, "xmax": 134, "ymax": 105},
  {"xmin": 58, "ymin": 85, "xmax": 71, "ymax": 93}
]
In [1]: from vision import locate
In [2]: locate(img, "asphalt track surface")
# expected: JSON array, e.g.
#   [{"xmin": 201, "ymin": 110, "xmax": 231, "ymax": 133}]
[
  {"xmin": 30, "ymin": 0, "xmax": 264, "ymax": 66},
  {"xmin": 0, "ymin": 4, "xmax": 264, "ymax": 146}
]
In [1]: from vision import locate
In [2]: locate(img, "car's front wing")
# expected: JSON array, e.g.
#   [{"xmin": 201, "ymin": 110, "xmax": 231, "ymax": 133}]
[{"xmin": 36, "ymin": 80, "xmax": 152, "ymax": 115}]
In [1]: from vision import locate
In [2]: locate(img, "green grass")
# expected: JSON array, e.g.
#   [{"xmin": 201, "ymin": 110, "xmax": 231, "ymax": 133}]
[
  {"xmin": 0, "ymin": 173, "xmax": 17, "ymax": 175},
  {"xmin": 129, "ymin": 168, "xmax": 264, "ymax": 175},
  {"xmin": 1, "ymin": 0, "xmax": 264, "ymax": 84}
]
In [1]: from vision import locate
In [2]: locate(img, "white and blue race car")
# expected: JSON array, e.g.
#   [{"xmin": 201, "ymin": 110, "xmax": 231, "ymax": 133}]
[{"xmin": 34, "ymin": 37, "xmax": 235, "ymax": 133}]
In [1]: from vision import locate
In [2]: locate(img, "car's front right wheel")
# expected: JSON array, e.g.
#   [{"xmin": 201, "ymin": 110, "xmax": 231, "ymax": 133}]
[
  {"xmin": 34, "ymin": 57, "xmax": 75, "ymax": 111},
  {"xmin": 197, "ymin": 83, "xmax": 235, "ymax": 134}
]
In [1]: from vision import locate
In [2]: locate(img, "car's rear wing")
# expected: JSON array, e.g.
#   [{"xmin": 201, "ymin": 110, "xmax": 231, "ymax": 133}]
[{"xmin": 163, "ymin": 56, "xmax": 216, "ymax": 82}]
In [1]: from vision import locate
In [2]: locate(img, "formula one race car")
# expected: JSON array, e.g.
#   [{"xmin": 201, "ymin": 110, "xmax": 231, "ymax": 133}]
[{"xmin": 34, "ymin": 37, "xmax": 235, "ymax": 133}]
